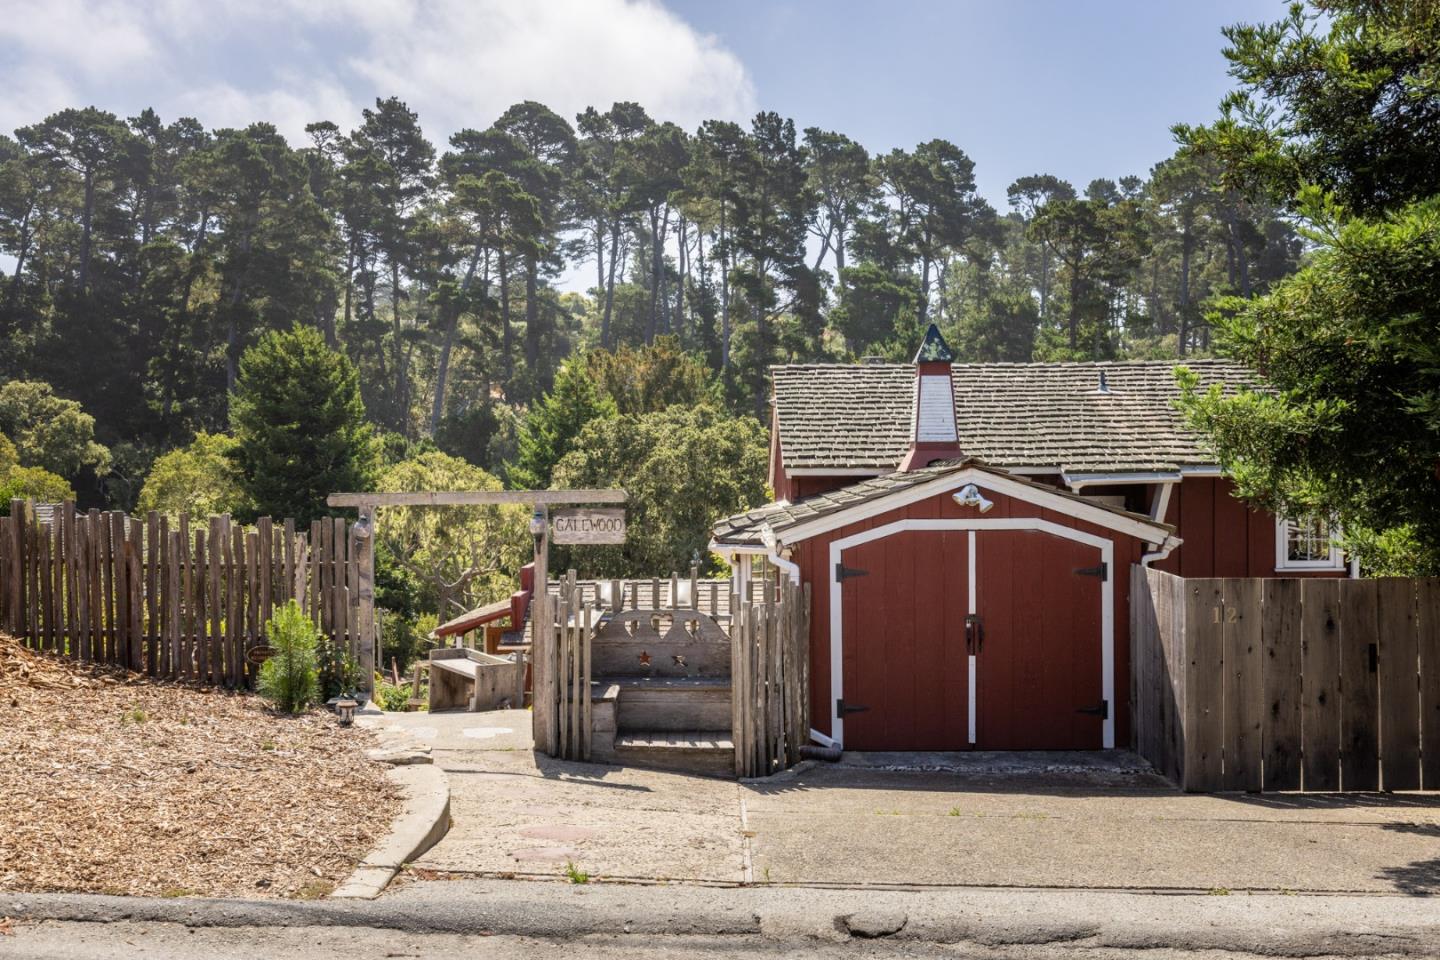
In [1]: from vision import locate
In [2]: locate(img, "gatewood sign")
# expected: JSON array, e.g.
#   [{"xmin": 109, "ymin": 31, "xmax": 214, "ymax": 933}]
[{"xmin": 551, "ymin": 507, "xmax": 627, "ymax": 544}]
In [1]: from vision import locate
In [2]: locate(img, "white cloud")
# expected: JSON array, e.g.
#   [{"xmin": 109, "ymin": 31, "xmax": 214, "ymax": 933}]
[
  {"xmin": 341, "ymin": 0, "xmax": 757, "ymax": 134},
  {"xmin": 0, "ymin": 0, "xmax": 757, "ymax": 142},
  {"xmin": 0, "ymin": 0, "xmax": 155, "ymax": 75},
  {"xmin": 174, "ymin": 76, "xmax": 362, "ymax": 141}
]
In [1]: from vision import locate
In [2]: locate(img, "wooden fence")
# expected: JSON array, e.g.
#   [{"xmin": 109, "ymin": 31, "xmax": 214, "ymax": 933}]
[
  {"xmin": 539, "ymin": 570, "xmax": 729, "ymax": 762},
  {"xmin": 1131, "ymin": 565, "xmax": 1440, "ymax": 792},
  {"xmin": 535, "ymin": 569, "xmax": 812, "ymax": 776},
  {"xmin": 731, "ymin": 576, "xmax": 811, "ymax": 778},
  {"xmin": 0, "ymin": 500, "xmax": 372, "ymax": 688},
  {"xmin": 545, "ymin": 577, "xmax": 596, "ymax": 762}
]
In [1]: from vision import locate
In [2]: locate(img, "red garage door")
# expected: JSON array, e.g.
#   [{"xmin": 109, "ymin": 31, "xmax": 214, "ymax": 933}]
[{"xmin": 838, "ymin": 527, "xmax": 1107, "ymax": 751}]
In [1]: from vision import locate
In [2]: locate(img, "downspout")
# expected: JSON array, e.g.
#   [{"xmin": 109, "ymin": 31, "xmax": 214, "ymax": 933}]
[
  {"xmin": 767, "ymin": 546, "xmax": 801, "ymax": 584},
  {"xmin": 1141, "ymin": 534, "xmax": 1181, "ymax": 567},
  {"xmin": 1141, "ymin": 481, "xmax": 1180, "ymax": 567}
]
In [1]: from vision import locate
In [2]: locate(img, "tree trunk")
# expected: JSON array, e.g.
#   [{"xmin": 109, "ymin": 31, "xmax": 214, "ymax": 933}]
[
  {"xmin": 392, "ymin": 259, "xmax": 408, "ymax": 431},
  {"xmin": 1229, "ymin": 208, "xmax": 1252, "ymax": 298},
  {"xmin": 646, "ymin": 208, "xmax": 663, "ymax": 343},
  {"xmin": 1038, "ymin": 251, "xmax": 1050, "ymax": 320},
  {"xmin": 1178, "ymin": 217, "xmax": 1193, "ymax": 356},
  {"xmin": 595, "ymin": 221, "xmax": 605, "ymax": 297},
  {"xmin": 918, "ymin": 253, "xmax": 933, "ymax": 326},
  {"xmin": 719, "ymin": 206, "xmax": 731, "ymax": 370},
  {"xmin": 601, "ymin": 222, "xmax": 621, "ymax": 350},
  {"xmin": 499, "ymin": 249, "xmax": 513, "ymax": 384},
  {"xmin": 5, "ymin": 202, "xmax": 33, "ymax": 311},
  {"xmin": 430, "ymin": 244, "xmax": 483, "ymax": 435},
  {"xmin": 79, "ymin": 169, "xmax": 95, "ymax": 295},
  {"xmin": 935, "ymin": 258, "xmax": 949, "ymax": 326},
  {"xmin": 223, "ymin": 228, "xmax": 255, "ymax": 393},
  {"xmin": 1068, "ymin": 272, "xmax": 1081, "ymax": 350},
  {"xmin": 342, "ymin": 239, "xmax": 355, "ymax": 333},
  {"xmin": 523, "ymin": 250, "xmax": 540, "ymax": 381},
  {"xmin": 657, "ymin": 208, "xmax": 671, "ymax": 337},
  {"xmin": 675, "ymin": 216, "xmax": 687, "ymax": 342}
]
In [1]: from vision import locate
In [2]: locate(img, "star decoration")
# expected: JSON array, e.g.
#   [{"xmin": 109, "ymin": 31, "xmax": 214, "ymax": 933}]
[
  {"xmin": 673, "ymin": 654, "xmax": 687, "ymax": 667},
  {"xmin": 638, "ymin": 650, "xmax": 652, "ymax": 666}
]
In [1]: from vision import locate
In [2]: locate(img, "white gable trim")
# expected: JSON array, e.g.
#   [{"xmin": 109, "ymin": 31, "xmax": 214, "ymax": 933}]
[{"xmin": 774, "ymin": 466, "xmax": 1171, "ymax": 548}]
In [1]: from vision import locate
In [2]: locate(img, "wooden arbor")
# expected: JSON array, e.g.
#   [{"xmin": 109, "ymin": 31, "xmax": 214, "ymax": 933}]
[{"xmin": 325, "ymin": 489, "xmax": 625, "ymax": 706}]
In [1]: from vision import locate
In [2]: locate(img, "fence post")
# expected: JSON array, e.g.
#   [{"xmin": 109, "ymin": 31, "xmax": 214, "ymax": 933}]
[
  {"xmin": 10, "ymin": 500, "xmax": 26, "ymax": 638},
  {"xmin": 355, "ymin": 506, "xmax": 376, "ymax": 700}
]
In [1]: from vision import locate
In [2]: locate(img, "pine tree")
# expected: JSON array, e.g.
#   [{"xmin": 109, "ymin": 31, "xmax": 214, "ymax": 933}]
[
  {"xmin": 231, "ymin": 325, "xmax": 376, "ymax": 524},
  {"xmin": 508, "ymin": 357, "xmax": 617, "ymax": 489}
]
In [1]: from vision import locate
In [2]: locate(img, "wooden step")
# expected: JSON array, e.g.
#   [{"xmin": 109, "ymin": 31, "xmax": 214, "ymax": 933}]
[
  {"xmin": 607, "ymin": 677, "xmax": 733, "ymax": 733},
  {"xmin": 613, "ymin": 729, "xmax": 735, "ymax": 778}
]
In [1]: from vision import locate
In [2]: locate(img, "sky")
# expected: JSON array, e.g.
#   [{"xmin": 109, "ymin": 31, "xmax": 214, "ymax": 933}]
[
  {"xmin": 2, "ymin": 0, "xmax": 1284, "ymax": 202},
  {"xmin": 1, "ymin": 0, "xmax": 1284, "ymax": 289}
]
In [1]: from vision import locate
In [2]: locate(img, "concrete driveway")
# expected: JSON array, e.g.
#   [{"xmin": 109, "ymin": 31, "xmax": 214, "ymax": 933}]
[{"xmin": 369, "ymin": 710, "xmax": 1440, "ymax": 895}]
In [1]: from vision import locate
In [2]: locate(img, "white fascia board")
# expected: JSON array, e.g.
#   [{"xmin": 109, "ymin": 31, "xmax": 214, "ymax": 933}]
[
  {"xmin": 707, "ymin": 539, "xmax": 770, "ymax": 557},
  {"xmin": 774, "ymin": 466, "xmax": 1171, "ymax": 548},
  {"xmin": 1063, "ymin": 470, "xmax": 1183, "ymax": 488},
  {"xmin": 785, "ymin": 467, "xmax": 889, "ymax": 477},
  {"xmin": 1177, "ymin": 464, "xmax": 1224, "ymax": 476}
]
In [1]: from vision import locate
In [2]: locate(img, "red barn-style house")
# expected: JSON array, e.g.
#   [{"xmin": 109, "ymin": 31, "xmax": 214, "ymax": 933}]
[{"xmin": 712, "ymin": 325, "xmax": 1352, "ymax": 754}]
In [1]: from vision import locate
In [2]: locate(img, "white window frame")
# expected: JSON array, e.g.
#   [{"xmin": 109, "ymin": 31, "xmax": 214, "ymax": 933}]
[{"xmin": 1275, "ymin": 515, "xmax": 1346, "ymax": 572}]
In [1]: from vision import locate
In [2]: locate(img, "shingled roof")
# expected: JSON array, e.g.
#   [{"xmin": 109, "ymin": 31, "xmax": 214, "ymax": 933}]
[
  {"xmin": 712, "ymin": 459, "xmax": 1175, "ymax": 548},
  {"xmin": 772, "ymin": 359, "xmax": 1261, "ymax": 474}
]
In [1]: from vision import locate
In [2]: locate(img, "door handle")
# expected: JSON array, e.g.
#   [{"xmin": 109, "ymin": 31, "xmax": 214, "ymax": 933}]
[{"xmin": 965, "ymin": 614, "xmax": 983, "ymax": 653}]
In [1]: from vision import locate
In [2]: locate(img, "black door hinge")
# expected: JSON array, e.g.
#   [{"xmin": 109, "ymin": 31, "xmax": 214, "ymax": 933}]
[
  {"xmin": 835, "ymin": 563, "xmax": 869, "ymax": 581},
  {"xmin": 836, "ymin": 698, "xmax": 870, "ymax": 716},
  {"xmin": 1077, "ymin": 699, "xmax": 1109, "ymax": 720},
  {"xmin": 1075, "ymin": 562, "xmax": 1108, "ymax": 581}
]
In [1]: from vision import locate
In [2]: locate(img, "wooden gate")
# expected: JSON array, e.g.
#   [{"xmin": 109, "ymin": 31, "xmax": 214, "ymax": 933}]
[{"xmin": 1131, "ymin": 566, "xmax": 1440, "ymax": 792}]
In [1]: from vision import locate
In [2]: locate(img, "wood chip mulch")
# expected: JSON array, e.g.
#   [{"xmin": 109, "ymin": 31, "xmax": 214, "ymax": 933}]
[{"xmin": 0, "ymin": 634, "xmax": 402, "ymax": 899}]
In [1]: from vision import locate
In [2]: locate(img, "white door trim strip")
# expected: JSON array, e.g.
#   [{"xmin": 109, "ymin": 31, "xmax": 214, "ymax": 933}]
[
  {"xmin": 967, "ymin": 531, "xmax": 977, "ymax": 745},
  {"xmin": 829, "ymin": 517, "xmax": 1115, "ymax": 751}
]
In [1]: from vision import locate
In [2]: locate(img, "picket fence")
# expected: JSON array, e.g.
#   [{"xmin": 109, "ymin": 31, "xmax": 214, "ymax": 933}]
[
  {"xmin": 0, "ymin": 500, "xmax": 370, "ymax": 687},
  {"xmin": 730, "ymin": 576, "xmax": 811, "ymax": 778},
  {"xmin": 1132, "ymin": 566, "xmax": 1440, "ymax": 792}
]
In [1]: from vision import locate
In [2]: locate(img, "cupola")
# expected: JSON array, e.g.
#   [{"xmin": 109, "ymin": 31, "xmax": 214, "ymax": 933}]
[{"xmin": 898, "ymin": 323, "xmax": 965, "ymax": 471}]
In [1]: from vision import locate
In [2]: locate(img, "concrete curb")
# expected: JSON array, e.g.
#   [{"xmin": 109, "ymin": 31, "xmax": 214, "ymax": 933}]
[
  {"xmin": 5, "ymin": 881, "xmax": 1440, "ymax": 956},
  {"xmin": 331, "ymin": 764, "xmax": 450, "ymax": 899}
]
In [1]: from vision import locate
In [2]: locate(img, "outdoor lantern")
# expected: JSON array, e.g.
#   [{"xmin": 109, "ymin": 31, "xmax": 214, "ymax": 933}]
[{"xmin": 336, "ymin": 698, "xmax": 358, "ymax": 727}]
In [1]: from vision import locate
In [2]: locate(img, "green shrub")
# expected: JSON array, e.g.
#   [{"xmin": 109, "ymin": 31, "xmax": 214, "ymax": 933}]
[
  {"xmin": 0, "ymin": 465, "xmax": 74, "ymax": 511},
  {"xmin": 374, "ymin": 678, "xmax": 413, "ymax": 712},
  {"xmin": 258, "ymin": 600, "xmax": 321, "ymax": 713},
  {"xmin": 317, "ymin": 634, "xmax": 363, "ymax": 700},
  {"xmin": 137, "ymin": 432, "xmax": 249, "ymax": 518}
]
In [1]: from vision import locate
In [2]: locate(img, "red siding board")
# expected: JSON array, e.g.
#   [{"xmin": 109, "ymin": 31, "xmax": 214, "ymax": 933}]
[{"xmin": 1213, "ymin": 478, "xmax": 1250, "ymax": 576}]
